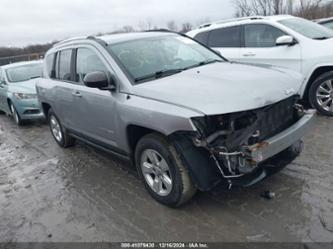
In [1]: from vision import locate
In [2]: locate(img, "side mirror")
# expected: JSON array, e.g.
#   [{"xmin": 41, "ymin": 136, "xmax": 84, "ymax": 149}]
[
  {"xmin": 83, "ymin": 71, "xmax": 115, "ymax": 90},
  {"xmin": 276, "ymin": 35, "xmax": 296, "ymax": 46}
]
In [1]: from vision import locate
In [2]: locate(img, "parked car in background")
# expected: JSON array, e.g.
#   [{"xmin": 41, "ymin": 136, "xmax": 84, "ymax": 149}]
[
  {"xmin": 188, "ymin": 15, "xmax": 333, "ymax": 116},
  {"xmin": 315, "ymin": 17, "xmax": 333, "ymax": 30},
  {"xmin": 0, "ymin": 60, "xmax": 44, "ymax": 125},
  {"xmin": 37, "ymin": 32, "xmax": 314, "ymax": 206}
]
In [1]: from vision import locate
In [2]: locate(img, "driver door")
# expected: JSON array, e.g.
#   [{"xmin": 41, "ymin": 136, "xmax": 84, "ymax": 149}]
[{"xmin": 238, "ymin": 24, "xmax": 301, "ymax": 72}]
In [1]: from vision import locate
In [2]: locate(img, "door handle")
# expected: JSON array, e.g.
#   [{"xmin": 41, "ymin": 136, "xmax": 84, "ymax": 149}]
[
  {"xmin": 72, "ymin": 90, "xmax": 82, "ymax": 97},
  {"xmin": 242, "ymin": 52, "xmax": 256, "ymax": 57}
]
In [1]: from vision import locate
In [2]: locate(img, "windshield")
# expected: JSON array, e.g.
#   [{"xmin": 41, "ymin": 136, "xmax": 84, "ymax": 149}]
[
  {"xmin": 6, "ymin": 63, "xmax": 42, "ymax": 83},
  {"xmin": 279, "ymin": 18, "xmax": 333, "ymax": 39},
  {"xmin": 107, "ymin": 35, "xmax": 224, "ymax": 83}
]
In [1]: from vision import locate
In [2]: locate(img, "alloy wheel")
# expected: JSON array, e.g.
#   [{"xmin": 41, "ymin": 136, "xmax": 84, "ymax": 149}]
[
  {"xmin": 10, "ymin": 104, "xmax": 20, "ymax": 125},
  {"xmin": 140, "ymin": 149, "xmax": 173, "ymax": 196},
  {"xmin": 316, "ymin": 80, "xmax": 333, "ymax": 113},
  {"xmin": 50, "ymin": 115, "xmax": 63, "ymax": 142}
]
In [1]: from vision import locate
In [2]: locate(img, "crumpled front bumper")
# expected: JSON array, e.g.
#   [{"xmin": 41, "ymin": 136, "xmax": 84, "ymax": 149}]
[{"xmin": 248, "ymin": 109, "xmax": 316, "ymax": 164}]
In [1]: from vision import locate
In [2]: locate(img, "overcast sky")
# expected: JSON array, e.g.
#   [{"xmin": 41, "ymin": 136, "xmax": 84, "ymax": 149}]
[{"xmin": 0, "ymin": 0, "xmax": 234, "ymax": 47}]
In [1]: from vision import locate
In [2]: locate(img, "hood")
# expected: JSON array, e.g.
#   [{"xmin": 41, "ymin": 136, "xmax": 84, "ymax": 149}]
[
  {"xmin": 8, "ymin": 79, "xmax": 38, "ymax": 94},
  {"xmin": 132, "ymin": 62, "xmax": 303, "ymax": 116}
]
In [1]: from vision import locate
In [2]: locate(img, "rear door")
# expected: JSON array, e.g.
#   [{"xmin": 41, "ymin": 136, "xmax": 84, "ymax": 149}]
[
  {"xmin": 51, "ymin": 48, "xmax": 79, "ymax": 129},
  {"xmin": 206, "ymin": 25, "xmax": 242, "ymax": 60},
  {"xmin": 239, "ymin": 24, "xmax": 301, "ymax": 72}
]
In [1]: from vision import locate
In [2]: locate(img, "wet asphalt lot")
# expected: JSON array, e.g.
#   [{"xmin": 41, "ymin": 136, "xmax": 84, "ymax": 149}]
[{"xmin": 0, "ymin": 113, "xmax": 332, "ymax": 242}]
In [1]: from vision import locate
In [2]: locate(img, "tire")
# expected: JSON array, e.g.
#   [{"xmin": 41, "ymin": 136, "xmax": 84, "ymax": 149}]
[
  {"xmin": 135, "ymin": 133, "xmax": 196, "ymax": 207},
  {"xmin": 309, "ymin": 71, "xmax": 333, "ymax": 116},
  {"xmin": 48, "ymin": 108, "xmax": 75, "ymax": 148},
  {"xmin": 10, "ymin": 102, "xmax": 23, "ymax": 126}
]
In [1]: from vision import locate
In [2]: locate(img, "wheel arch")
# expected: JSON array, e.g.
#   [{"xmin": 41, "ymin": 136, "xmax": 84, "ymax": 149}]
[
  {"xmin": 303, "ymin": 66, "xmax": 333, "ymax": 105},
  {"xmin": 126, "ymin": 124, "xmax": 166, "ymax": 157},
  {"xmin": 41, "ymin": 102, "xmax": 52, "ymax": 117}
]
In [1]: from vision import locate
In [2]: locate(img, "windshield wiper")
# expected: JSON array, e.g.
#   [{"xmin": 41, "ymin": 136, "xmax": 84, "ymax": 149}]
[
  {"xmin": 134, "ymin": 68, "xmax": 184, "ymax": 83},
  {"xmin": 183, "ymin": 59, "xmax": 223, "ymax": 71},
  {"xmin": 313, "ymin": 36, "xmax": 330, "ymax": 40},
  {"xmin": 134, "ymin": 59, "xmax": 223, "ymax": 83},
  {"xmin": 29, "ymin": 76, "xmax": 41, "ymax": 79}
]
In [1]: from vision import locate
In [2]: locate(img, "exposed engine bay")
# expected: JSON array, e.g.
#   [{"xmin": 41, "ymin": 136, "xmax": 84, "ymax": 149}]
[{"xmin": 171, "ymin": 95, "xmax": 310, "ymax": 190}]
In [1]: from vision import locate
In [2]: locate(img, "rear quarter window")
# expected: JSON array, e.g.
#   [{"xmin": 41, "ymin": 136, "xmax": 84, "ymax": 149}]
[{"xmin": 45, "ymin": 53, "xmax": 56, "ymax": 78}]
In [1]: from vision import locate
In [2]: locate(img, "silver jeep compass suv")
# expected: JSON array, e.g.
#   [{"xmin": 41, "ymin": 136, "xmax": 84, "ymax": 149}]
[{"xmin": 37, "ymin": 31, "xmax": 315, "ymax": 207}]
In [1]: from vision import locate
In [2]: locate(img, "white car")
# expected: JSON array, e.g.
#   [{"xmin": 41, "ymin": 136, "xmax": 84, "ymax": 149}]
[{"xmin": 187, "ymin": 15, "xmax": 333, "ymax": 116}]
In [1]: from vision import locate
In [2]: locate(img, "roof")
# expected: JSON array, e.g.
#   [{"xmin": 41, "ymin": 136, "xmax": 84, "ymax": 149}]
[
  {"xmin": 192, "ymin": 15, "xmax": 294, "ymax": 32},
  {"xmin": 99, "ymin": 31, "xmax": 176, "ymax": 44},
  {"xmin": 1, "ymin": 60, "xmax": 43, "ymax": 69},
  {"xmin": 53, "ymin": 31, "xmax": 177, "ymax": 48}
]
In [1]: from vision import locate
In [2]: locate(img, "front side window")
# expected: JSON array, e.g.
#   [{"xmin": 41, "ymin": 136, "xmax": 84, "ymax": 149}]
[
  {"xmin": 208, "ymin": 26, "xmax": 241, "ymax": 48},
  {"xmin": 5, "ymin": 63, "xmax": 42, "ymax": 83},
  {"xmin": 279, "ymin": 18, "xmax": 333, "ymax": 39},
  {"xmin": 244, "ymin": 24, "xmax": 286, "ymax": 48},
  {"xmin": 56, "ymin": 49, "xmax": 72, "ymax": 81},
  {"xmin": 76, "ymin": 48, "xmax": 109, "ymax": 83},
  {"xmin": 108, "ymin": 35, "xmax": 223, "ymax": 83}
]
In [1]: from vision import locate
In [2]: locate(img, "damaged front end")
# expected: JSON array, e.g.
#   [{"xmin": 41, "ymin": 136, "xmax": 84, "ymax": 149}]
[{"xmin": 171, "ymin": 96, "xmax": 315, "ymax": 191}]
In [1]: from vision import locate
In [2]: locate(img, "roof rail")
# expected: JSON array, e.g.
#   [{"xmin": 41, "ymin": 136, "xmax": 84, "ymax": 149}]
[
  {"xmin": 53, "ymin": 36, "xmax": 87, "ymax": 47},
  {"xmin": 198, "ymin": 16, "xmax": 264, "ymax": 29}
]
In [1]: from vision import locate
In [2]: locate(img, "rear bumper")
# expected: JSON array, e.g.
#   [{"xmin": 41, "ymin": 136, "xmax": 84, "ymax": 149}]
[{"xmin": 248, "ymin": 109, "xmax": 316, "ymax": 163}]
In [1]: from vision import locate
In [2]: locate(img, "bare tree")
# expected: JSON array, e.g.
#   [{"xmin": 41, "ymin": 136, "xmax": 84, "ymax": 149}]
[
  {"xmin": 122, "ymin": 25, "xmax": 135, "ymax": 33},
  {"xmin": 180, "ymin": 22, "xmax": 193, "ymax": 33},
  {"xmin": 167, "ymin": 20, "xmax": 178, "ymax": 31},
  {"xmin": 233, "ymin": 0, "xmax": 329, "ymax": 19},
  {"xmin": 233, "ymin": 0, "xmax": 289, "ymax": 16}
]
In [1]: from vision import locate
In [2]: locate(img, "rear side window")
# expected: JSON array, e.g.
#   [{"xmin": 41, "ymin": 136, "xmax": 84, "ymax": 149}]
[
  {"xmin": 193, "ymin": 31, "xmax": 209, "ymax": 45},
  {"xmin": 75, "ymin": 48, "xmax": 109, "ymax": 84},
  {"xmin": 208, "ymin": 26, "xmax": 241, "ymax": 47},
  {"xmin": 46, "ymin": 53, "xmax": 55, "ymax": 78},
  {"xmin": 56, "ymin": 49, "xmax": 72, "ymax": 81},
  {"xmin": 244, "ymin": 24, "xmax": 286, "ymax": 47}
]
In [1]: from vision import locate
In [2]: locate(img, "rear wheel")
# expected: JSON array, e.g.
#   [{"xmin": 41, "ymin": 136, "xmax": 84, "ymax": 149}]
[
  {"xmin": 10, "ymin": 102, "xmax": 23, "ymax": 126},
  {"xmin": 309, "ymin": 71, "xmax": 333, "ymax": 116},
  {"xmin": 135, "ymin": 133, "xmax": 196, "ymax": 207},
  {"xmin": 48, "ymin": 108, "xmax": 75, "ymax": 148}
]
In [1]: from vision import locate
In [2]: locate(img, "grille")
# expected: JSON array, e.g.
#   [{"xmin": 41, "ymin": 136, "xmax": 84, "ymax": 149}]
[{"xmin": 256, "ymin": 95, "xmax": 299, "ymax": 141}]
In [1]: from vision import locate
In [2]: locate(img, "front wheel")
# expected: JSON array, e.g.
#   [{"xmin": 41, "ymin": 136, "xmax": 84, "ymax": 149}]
[
  {"xmin": 48, "ymin": 108, "xmax": 75, "ymax": 148},
  {"xmin": 135, "ymin": 133, "xmax": 196, "ymax": 207},
  {"xmin": 10, "ymin": 102, "xmax": 23, "ymax": 126},
  {"xmin": 309, "ymin": 71, "xmax": 333, "ymax": 116}
]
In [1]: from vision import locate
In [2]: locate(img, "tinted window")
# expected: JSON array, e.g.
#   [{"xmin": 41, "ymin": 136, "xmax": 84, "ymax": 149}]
[
  {"xmin": 46, "ymin": 53, "xmax": 55, "ymax": 78},
  {"xmin": 56, "ymin": 49, "xmax": 72, "ymax": 81},
  {"xmin": 194, "ymin": 31, "xmax": 209, "ymax": 45},
  {"xmin": 5, "ymin": 63, "xmax": 42, "ymax": 83},
  {"xmin": 75, "ymin": 48, "xmax": 109, "ymax": 83},
  {"xmin": 244, "ymin": 24, "xmax": 286, "ymax": 47},
  {"xmin": 208, "ymin": 26, "xmax": 241, "ymax": 47}
]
